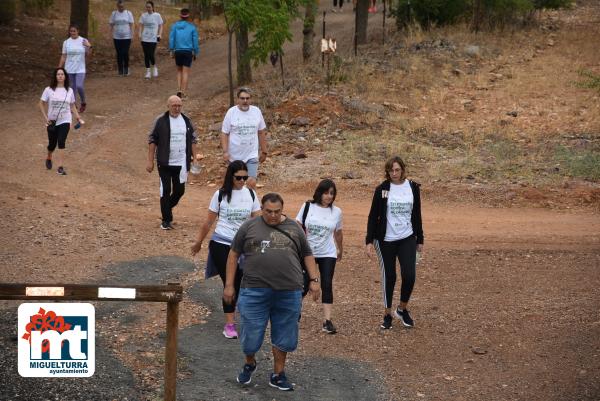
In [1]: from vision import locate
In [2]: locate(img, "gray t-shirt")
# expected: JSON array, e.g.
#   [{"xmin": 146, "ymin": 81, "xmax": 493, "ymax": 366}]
[{"xmin": 231, "ymin": 216, "xmax": 312, "ymax": 291}]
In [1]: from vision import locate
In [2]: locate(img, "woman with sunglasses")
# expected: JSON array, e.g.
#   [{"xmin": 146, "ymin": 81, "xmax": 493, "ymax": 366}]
[
  {"xmin": 365, "ymin": 156, "xmax": 424, "ymax": 330},
  {"xmin": 296, "ymin": 179, "xmax": 343, "ymax": 334},
  {"xmin": 191, "ymin": 160, "xmax": 260, "ymax": 339}
]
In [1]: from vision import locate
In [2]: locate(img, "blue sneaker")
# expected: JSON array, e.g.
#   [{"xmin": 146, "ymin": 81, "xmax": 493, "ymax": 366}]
[
  {"xmin": 237, "ymin": 363, "xmax": 256, "ymax": 384},
  {"xmin": 269, "ymin": 372, "xmax": 293, "ymax": 391}
]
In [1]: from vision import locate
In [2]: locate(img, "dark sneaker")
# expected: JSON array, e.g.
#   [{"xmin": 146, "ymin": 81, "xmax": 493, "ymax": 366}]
[
  {"xmin": 57, "ymin": 166, "xmax": 67, "ymax": 176},
  {"xmin": 380, "ymin": 314, "xmax": 392, "ymax": 330},
  {"xmin": 45, "ymin": 159, "xmax": 52, "ymax": 170},
  {"xmin": 79, "ymin": 102, "xmax": 86, "ymax": 113},
  {"xmin": 237, "ymin": 363, "xmax": 257, "ymax": 385},
  {"xmin": 394, "ymin": 307, "xmax": 414, "ymax": 327},
  {"xmin": 176, "ymin": 91, "xmax": 182, "ymax": 98},
  {"xmin": 322, "ymin": 320, "xmax": 337, "ymax": 334},
  {"xmin": 160, "ymin": 221, "xmax": 173, "ymax": 230},
  {"xmin": 269, "ymin": 372, "xmax": 293, "ymax": 391}
]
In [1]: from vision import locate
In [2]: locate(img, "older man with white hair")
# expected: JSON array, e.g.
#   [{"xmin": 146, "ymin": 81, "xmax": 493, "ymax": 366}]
[{"xmin": 147, "ymin": 95, "xmax": 199, "ymax": 230}]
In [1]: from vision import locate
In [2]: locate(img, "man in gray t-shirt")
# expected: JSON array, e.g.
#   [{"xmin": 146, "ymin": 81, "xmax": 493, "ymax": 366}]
[{"xmin": 224, "ymin": 193, "xmax": 320, "ymax": 391}]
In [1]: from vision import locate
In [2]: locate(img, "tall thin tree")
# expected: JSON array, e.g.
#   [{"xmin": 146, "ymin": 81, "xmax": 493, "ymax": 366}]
[{"xmin": 70, "ymin": 0, "xmax": 89, "ymax": 37}]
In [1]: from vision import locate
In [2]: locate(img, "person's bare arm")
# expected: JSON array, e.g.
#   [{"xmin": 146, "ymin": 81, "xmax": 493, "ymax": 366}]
[
  {"xmin": 258, "ymin": 129, "xmax": 268, "ymax": 162},
  {"xmin": 335, "ymin": 229, "xmax": 343, "ymax": 261},
  {"xmin": 303, "ymin": 255, "xmax": 321, "ymax": 302},
  {"xmin": 220, "ymin": 133, "xmax": 230, "ymax": 162},
  {"xmin": 147, "ymin": 143, "xmax": 156, "ymax": 172},
  {"xmin": 223, "ymin": 250, "xmax": 239, "ymax": 304},
  {"xmin": 190, "ymin": 211, "xmax": 218, "ymax": 255},
  {"xmin": 39, "ymin": 100, "xmax": 48, "ymax": 124}
]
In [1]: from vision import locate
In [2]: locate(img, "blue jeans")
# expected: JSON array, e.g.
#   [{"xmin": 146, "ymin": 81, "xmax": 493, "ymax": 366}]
[
  {"xmin": 237, "ymin": 288, "xmax": 302, "ymax": 355},
  {"xmin": 245, "ymin": 158, "xmax": 259, "ymax": 178}
]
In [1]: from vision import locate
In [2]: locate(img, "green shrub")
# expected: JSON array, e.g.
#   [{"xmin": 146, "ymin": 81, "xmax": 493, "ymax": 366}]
[
  {"xmin": 554, "ymin": 146, "xmax": 600, "ymax": 181},
  {"xmin": 394, "ymin": 0, "xmax": 469, "ymax": 28}
]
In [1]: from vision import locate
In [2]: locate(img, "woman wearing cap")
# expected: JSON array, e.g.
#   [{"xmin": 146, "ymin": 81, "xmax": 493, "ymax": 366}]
[
  {"xmin": 365, "ymin": 156, "xmax": 424, "ymax": 330},
  {"xmin": 191, "ymin": 160, "xmax": 260, "ymax": 339},
  {"xmin": 109, "ymin": 0, "xmax": 135, "ymax": 76},
  {"xmin": 168, "ymin": 8, "xmax": 199, "ymax": 98}
]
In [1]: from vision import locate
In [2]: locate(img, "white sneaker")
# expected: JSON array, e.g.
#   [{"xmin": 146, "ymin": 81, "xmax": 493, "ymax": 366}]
[
  {"xmin": 144, "ymin": 69, "xmax": 151, "ymax": 79},
  {"xmin": 152, "ymin": 66, "xmax": 159, "ymax": 77}
]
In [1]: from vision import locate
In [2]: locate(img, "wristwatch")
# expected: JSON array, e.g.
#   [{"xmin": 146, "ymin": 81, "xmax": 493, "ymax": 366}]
[{"xmin": 309, "ymin": 277, "xmax": 320, "ymax": 283}]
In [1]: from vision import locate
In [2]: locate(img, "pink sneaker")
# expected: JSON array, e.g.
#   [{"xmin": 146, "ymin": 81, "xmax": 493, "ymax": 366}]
[{"xmin": 223, "ymin": 323, "xmax": 238, "ymax": 339}]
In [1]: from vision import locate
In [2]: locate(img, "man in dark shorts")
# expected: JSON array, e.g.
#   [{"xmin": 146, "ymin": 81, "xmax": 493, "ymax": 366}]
[
  {"xmin": 168, "ymin": 8, "xmax": 199, "ymax": 99},
  {"xmin": 224, "ymin": 193, "xmax": 321, "ymax": 391}
]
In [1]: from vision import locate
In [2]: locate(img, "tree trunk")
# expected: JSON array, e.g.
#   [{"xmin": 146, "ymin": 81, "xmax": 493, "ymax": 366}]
[
  {"xmin": 235, "ymin": 23, "xmax": 252, "ymax": 85},
  {"xmin": 227, "ymin": 29, "xmax": 235, "ymax": 107},
  {"xmin": 70, "ymin": 0, "xmax": 90, "ymax": 38},
  {"xmin": 0, "ymin": 0, "xmax": 17, "ymax": 24},
  {"xmin": 302, "ymin": 0, "xmax": 317, "ymax": 62},
  {"xmin": 355, "ymin": 0, "xmax": 369, "ymax": 45}
]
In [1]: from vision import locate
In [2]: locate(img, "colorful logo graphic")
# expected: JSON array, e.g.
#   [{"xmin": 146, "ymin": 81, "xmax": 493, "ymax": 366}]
[{"xmin": 18, "ymin": 303, "xmax": 95, "ymax": 377}]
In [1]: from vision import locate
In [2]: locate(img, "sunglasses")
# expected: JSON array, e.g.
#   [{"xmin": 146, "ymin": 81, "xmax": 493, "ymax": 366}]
[
  {"xmin": 239, "ymin": 97, "xmax": 250, "ymax": 100},
  {"xmin": 234, "ymin": 175, "xmax": 249, "ymax": 181}
]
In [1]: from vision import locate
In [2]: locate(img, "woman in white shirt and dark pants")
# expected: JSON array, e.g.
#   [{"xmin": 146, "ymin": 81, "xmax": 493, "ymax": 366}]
[
  {"xmin": 365, "ymin": 156, "xmax": 424, "ymax": 330},
  {"xmin": 296, "ymin": 179, "xmax": 344, "ymax": 334},
  {"xmin": 191, "ymin": 160, "xmax": 261, "ymax": 340}
]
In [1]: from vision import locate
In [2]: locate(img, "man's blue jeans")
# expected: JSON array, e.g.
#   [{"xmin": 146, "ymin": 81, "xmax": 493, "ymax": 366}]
[{"xmin": 237, "ymin": 288, "xmax": 302, "ymax": 354}]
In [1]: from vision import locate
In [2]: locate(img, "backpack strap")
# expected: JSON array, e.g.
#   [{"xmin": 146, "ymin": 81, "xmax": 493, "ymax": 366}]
[{"xmin": 301, "ymin": 201, "xmax": 310, "ymax": 230}]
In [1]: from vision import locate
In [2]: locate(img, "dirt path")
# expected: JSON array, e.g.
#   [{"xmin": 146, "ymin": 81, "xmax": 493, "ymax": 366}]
[{"xmin": 1, "ymin": 5, "xmax": 599, "ymax": 401}]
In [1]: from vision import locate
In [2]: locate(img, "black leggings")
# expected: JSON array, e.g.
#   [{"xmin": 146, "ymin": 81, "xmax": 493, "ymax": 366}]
[
  {"xmin": 374, "ymin": 236, "xmax": 417, "ymax": 308},
  {"xmin": 158, "ymin": 165, "xmax": 185, "ymax": 223},
  {"xmin": 141, "ymin": 41, "xmax": 157, "ymax": 68},
  {"xmin": 209, "ymin": 240, "xmax": 243, "ymax": 314},
  {"xmin": 47, "ymin": 123, "xmax": 70, "ymax": 151},
  {"xmin": 334, "ymin": 0, "xmax": 344, "ymax": 7},
  {"xmin": 315, "ymin": 257, "xmax": 337, "ymax": 304},
  {"xmin": 113, "ymin": 39, "xmax": 131, "ymax": 73}
]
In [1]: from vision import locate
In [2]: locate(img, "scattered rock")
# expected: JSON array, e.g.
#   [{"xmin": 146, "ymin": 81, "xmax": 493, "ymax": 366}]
[
  {"xmin": 452, "ymin": 68, "xmax": 465, "ymax": 76},
  {"xmin": 464, "ymin": 45, "xmax": 480, "ymax": 58},
  {"xmin": 471, "ymin": 347, "xmax": 487, "ymax": 355},
  {"xmin": 17, "ymin": 196, "xmax": 24, "ymax": 201},
  {"xmin": 507, "ymin": 111, "xmax": 518, "ymax": 117},
  {"xmin": 547, "ymin": 39, "xmax": 555, "ymax": 46},
  {"xmin": 290, "ymin": 116, "xmax": 311, "ymax": 126},
  {"xmin": 466, "ymin": 174, "xmax": 475, "ymax": 180},
  {"xmin": 293, "ymin": 150, "xmax": 307, "ymax": 159},
  {"xmin": 342, "ymin": 97, "xmax": 385, "ymax": 114},
  {"xmin": 207, "ymin": 122, "xmax": 221, "ymax": 132},
  {"xmin": 382, "ymin": 102, "xmax": 409, "ymax": 112},
  {"xmin": 342, "ymin": 171, "xmax": 361, "ymax": 179},
  {"xmin": 305, "ymin": 97, "xmax": 320, "ymax": 104}
]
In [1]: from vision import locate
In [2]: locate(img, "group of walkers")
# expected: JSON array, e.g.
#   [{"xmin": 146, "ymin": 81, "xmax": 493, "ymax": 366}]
[
  {"xmin": 142, "ymin": 87, "xmax": 424, "ymax": 390},
  {"xmin": 39, "ymin": 2, "xmax": 200, "ymax": 175},
  {"xmin": 36, "ymin": 2, "xmax": 425, "ymax": 392}
]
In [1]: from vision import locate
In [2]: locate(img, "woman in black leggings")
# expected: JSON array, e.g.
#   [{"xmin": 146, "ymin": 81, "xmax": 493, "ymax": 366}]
[
  {"xmin": 296, "ymin": 179, "xmax": 344, "ymax": 334},
  {"xmin": 190, "ymin": 161, "xmax": 260, "ymax": 339},
  {"xmin": 138, "ymin": 1, "xmax": 163, "ymax": 79},
  {"xmin": 365, "ymin": 156, "xmax": 424, "ymax": 330}
]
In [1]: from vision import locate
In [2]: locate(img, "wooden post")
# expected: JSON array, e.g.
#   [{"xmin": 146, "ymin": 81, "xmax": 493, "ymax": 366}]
[
  {"xmin": 164, "ymin": 299, "xmax": 179, "ymax": 401},
  {"xmin": 354, "ymin": 7, "xmax": 358, "ymax": 56},
  {"xmin": 326, "ymin": 53, "xmax": 331, "ymax": 93}
]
